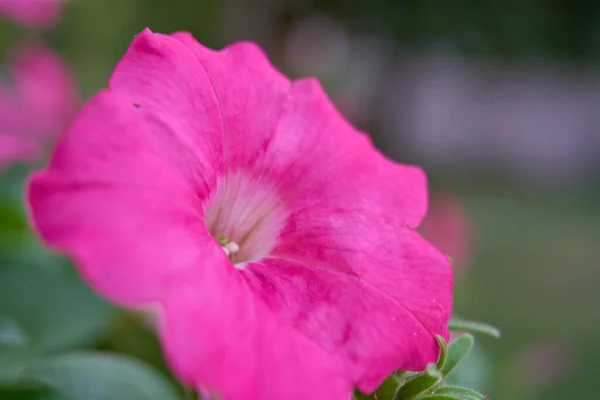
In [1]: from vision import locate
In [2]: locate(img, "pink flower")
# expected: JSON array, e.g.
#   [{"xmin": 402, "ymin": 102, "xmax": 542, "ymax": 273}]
[
  {"xmin": 420, "ymin": 194, "xmax": 471, "ymax": 270},
  {"xmin": 0, "ymin": 44, "xmax": 78, "ymax": 170},
  {"xmin": 511, "ymin": 340, "xmax": 574, "ymax": 391},
  {"xmin": 0, "ymin": 0, "xmax": 64, "ymax": 28},
  {"xmin": 27, "ymin": 29, "xmax": 453, "ymax": 400}
]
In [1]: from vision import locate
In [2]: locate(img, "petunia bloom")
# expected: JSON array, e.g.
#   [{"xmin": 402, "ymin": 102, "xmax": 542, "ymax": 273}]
[
  {"xmin": 511, "ymin": 340, "xmax": 574, "ymax": 391},
  {"xmin": 0, "ymin": 44, "xmax": 78, "ymax": 170},
  {"xmin": 28, "ymin": 29, "xmax": 453, "ymax": 400},
  {"xmin": 0, "ymin": 0, "xmax": 64, "ymax": 28},
  {"xmin": 420, "ymin": 194, "xmax": 471, "ymax": 271}
]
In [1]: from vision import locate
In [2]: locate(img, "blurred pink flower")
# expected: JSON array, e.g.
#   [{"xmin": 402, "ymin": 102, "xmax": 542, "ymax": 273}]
[
  {"xmin": 28, "ymin": 29, "xmax": 453, "ymax": 400},
  {"xmin": 0, "ymin": 134, "xmax": 40, "ymax": 169},
  {"xmin": 512, "ymin": 340, "xmax": 575, "ymax": 391},
  {"xmin": 0, "ymin": 0, "xmax": 64, "ymax": 28},
  {"xmin": 420, "ymin": 194, "xmax": 471, "ymax": 270},
  {"xmin": 0, "ymin": 44, "xmax": 78, "ymax": 170}
]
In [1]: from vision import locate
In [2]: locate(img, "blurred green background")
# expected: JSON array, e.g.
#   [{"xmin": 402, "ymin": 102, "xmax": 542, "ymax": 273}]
[{"xmin": 2, "ymin": 0, "xmax": 599, "ymax": 399}]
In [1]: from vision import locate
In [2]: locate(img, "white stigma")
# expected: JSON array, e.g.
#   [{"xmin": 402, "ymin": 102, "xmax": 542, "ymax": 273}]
[{"xmin": 222, "ymin": 241, "xmax": 240, "ymax": 257}]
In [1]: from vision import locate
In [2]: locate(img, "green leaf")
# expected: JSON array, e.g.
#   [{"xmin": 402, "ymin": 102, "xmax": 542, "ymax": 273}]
[
  {"xmin": 445, "ymin": 343, "xmax": 491, "ymax": 390},
  {"xmin": 0, "ymin": 348, "xmax": 36, "ymax": 384},
  {"xmin": 0, "ymin": 314, "xmax": 29, "ymax": 348},
  {"xmin": 448, "ymin": 318, "xmax": 500, "ymax": 339},
  {"xmin": 21, "ymin": 352, "xmax": 180, "ymax": 400},
  {"xmin": 353, "ymin": 391, "xmax": 373, "ymax": 400},
  {"xmin": 0, "ymin": 265, "xmax": 115, "ymax": 352},
  {"xmin": 374, "ymin": 375, "xmax": 399, "ymax": 399},
  {"xmin": 34, "ymin": 391, "xmax": 74, "ymax": 400},
  {"xmin": 393, "ymin": 370, "xmax": 416, "ymax": 384},
  {"xmin": 425, "ymin": 364, "xmax": 442, "ymax": 379},
  {"xmin": 440, "ymin": 334, "xmax": 474, "ymax": 377},
  {"xmin": 419, "ymin": 396, "xmax": 460, "ymax": 400},
  {"xmin": 435, "ymin": 335, "xmax": 448, "ymax": 370},
  {"xmin": 0, "ymin": 388, "xmax": 72, "ymax": 400},
  {"xmin": 434, "ymin": 386, "xmax": 486, "ymax": 399},
  {"xmin": 394, "ymin": 373, "xmax": 440, "ymax": 400}
]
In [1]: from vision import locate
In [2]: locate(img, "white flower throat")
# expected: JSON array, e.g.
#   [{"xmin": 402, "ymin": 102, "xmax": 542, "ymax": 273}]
[{"xmin": 204, "ymin": 172, "xmax": 288, "ymax": 266}]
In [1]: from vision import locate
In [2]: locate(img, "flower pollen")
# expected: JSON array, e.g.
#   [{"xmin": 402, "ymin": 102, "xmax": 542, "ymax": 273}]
[{"xmin": 218, "ymin": 235, "xmax": 240, "ymax": 259}]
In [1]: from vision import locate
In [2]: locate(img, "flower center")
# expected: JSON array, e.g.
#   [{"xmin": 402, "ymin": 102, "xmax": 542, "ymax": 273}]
[
  {"xmin": 217, "ymin": 235, "xmax": 240, "ymax": 258},
  {"xmin": 204, "ymin": 172, "xmax": 288, "ymax": 267}
]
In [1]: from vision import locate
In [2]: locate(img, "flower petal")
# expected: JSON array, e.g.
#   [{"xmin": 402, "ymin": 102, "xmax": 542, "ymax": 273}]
[
  {"xmin": 38, "ymin": 90, "xmax": 202, "ymax": 194},
  {"xmin": 29, "ymin": 179, "xmax": 213, "ymax": 306},
  {"xmin": 0, "ymin": 133, "xmax": 41, "ymax": 170},
  {"xmin": 10, "ymin": 44, "xmax": 79, "ymax": 141},
  {"xmin": 273, "ymin": 78, "xmax": 428, "ymax": 228},
  {"xmin": 27, "ymin": 91, "xmax": 212, "ymax": 305},
  {"xmin": 0, "ymin": 0, "xmax": 62, "ymax": 28},
  {"xmin": 171, "ymin": 32, "xmax": 292, "ymax": 174},
  {"xmin": 109, "ymin": 28, "xmax": 227, "ymax": 187},
  {"xmin": 171, "ymin": 33, "xmax": 426, "ymax": 227},
  {"xmin": 420, "ymin": 194, "xmax": 471, "ymax": 268},
  {"xmin": 115, "ymin": 31, "xmax": 425, "ymax": 226},
  {"xmin": 246, "ymin": 226, "xmax": 452, "ymax": 393},
  {"xmin": 161, "ymin": 257, "xmax": 352, "ymax": 400}
]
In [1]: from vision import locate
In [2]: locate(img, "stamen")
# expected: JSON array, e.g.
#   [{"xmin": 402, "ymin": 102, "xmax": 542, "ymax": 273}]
[
  {"xmin": 222, "ymin": 241, "xmax": 240, "ymax": 257},
  {"xmin": 217, "ymin": 235, "xmax": 229, "ymax": 247},
  {"xmin": 217, "ymin": 235, "xmax": 240, "ymax": 259}
]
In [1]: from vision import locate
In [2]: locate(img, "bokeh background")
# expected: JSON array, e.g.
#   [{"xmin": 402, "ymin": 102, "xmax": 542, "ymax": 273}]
[{"xmin": 1, "ymin": 1, "xmax": 599, "ymax": 399}]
